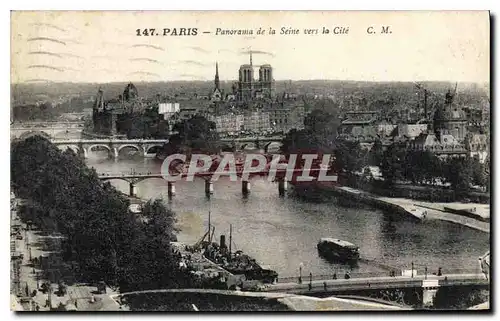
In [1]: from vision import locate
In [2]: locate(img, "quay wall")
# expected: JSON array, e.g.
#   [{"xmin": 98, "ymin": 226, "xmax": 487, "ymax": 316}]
[
  {"xmin": 443, "ymin": 207, "xmax": 490, "ymax": 223},
  {"xmin": 322, "ymin": 185, "xmax": 423, "ymax": 221},
  {"xmin": 291, "ymin": 183, "xmax": 489, "ymax": 232}
]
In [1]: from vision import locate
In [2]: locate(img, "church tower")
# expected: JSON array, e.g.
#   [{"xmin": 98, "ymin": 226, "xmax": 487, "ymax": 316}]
[
  {"xmin": 238, "ymin": 52, "xmax": 255, "ymax": 101},
  {"xmin": 211, "ymin": 61, "xmax": 223, "ymax": 102},
  {"xmin": 214, "ymin": 61, "xmax": 220, "ymax": 90}
]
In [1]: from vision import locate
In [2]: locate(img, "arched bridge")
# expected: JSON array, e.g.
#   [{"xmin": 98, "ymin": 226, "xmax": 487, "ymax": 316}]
[
  {"xmin": 10, "ymin": 121, "xmax": 85, "ymax": 140},
  {"xmin": 219, "ymin": 136, "xmax": 284, "ymax": 153},
  {"xmin": 52, "ymin": 139, "xmax": 168, "ymax": 159},
  {"xmin": 98, "ymin": 165, "xmax": 335, "ymax": 198}
]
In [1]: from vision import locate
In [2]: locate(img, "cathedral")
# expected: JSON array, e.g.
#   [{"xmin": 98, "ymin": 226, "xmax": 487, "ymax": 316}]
[{"xmin": 211, "ymin": 53, "xmax": 276, "ymax": 102}]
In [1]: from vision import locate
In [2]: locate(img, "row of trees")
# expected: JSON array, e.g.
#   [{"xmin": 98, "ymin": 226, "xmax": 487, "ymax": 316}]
[
  {"xmin": 335, "ymin": 139, "xmax": 490, "ymax": 195},
  {"xmin": 11, "ymin": 136, "xmax": 185, "ymax": 292}
]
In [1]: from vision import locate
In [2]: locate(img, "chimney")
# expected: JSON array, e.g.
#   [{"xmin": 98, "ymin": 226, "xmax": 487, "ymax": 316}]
[{"xmin": 220, "ymin": 235, "xmax": 226, "ymax": 249}]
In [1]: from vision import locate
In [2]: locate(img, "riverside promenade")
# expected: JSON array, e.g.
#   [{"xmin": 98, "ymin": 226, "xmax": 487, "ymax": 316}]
[
  {"xmin": 10, "ymin": 199, "xmax": 120, "ymax": 311},
  {"xmin": 329, "ymin": 185, "xmax": 490, "ymax": 233}
]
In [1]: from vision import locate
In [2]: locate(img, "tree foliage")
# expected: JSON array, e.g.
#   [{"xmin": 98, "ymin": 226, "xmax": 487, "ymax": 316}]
[
  {"xmin": 162, "ymin": 115, "xmax": 220, "ymax": 156},
  {"xmin": 11, "ymin": 136, "xmax": 182, "ymax": 291},
  {"xmin": 281, "ymin": 106, "xmax": 340, "ymax": 156}
]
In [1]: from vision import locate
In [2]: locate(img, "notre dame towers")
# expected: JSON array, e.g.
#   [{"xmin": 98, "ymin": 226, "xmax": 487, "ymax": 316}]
[{"xmin": 237, "ymin": 52, "xmax": 275, "ymax": 101}]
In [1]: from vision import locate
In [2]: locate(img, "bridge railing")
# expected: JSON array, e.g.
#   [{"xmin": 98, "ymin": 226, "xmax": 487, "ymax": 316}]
[{"xmin": 276, "ymin": 268, "xmax": 484, "ymax": 284}]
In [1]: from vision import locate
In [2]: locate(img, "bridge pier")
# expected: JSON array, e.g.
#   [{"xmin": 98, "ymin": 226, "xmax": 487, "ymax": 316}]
[
  {"xmin": 421, "ymin": 279, "xmax": 439, "ymax": 307},
  {"xmin": 278, "ymin": 179, "xmax": 288, "ymax": 197},
  {"xmin": 205, "ymin": 180, "xmax": 214, "ymax": 196},
  {"xmin": 168, "ymin": 182, "xmax": 176, "ymax": 197},
  {"xmin": 82, "ymin": 147, "xmax": 88, "ymax": 159},
  {"xmin": 129, "ymin": 183, "xmax": 137, "ymax": 197},
  {"xmin": 242, "ymin": 180, "xmax": 251, "ymax": 195},
  {"xmin": 113, "ymin": 147, "xmax": 119, "ymax": 159}
]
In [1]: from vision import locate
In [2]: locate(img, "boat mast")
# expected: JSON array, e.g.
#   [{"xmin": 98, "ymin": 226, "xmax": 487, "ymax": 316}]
[
  {"xmin": 208, "ymin": 210, "xmax": 211, "ymax": 243},
  {"xmin": 229, "ymin": 224, "xmax": 232, "ymax": 258}
]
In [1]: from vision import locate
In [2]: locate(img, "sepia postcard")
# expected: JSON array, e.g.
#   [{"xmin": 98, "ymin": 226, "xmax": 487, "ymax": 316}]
[{"xmin": 10, "ymin": 11, "xmax": 490, "ymax": 312}]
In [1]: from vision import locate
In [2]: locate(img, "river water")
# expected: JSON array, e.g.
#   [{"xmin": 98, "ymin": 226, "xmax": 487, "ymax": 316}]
[{"xmin": 86, "ymin": 154, "xmax": 490, "ymax": 278}]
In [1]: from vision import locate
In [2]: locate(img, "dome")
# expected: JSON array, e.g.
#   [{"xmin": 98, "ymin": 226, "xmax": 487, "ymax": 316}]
[
  {"xmin": 123, "ymin": 82, "xmax": 138, "ymax": 101},
  {"xmin": 433, "ymin": 104, "xmax": 466, "ymax": 122}
]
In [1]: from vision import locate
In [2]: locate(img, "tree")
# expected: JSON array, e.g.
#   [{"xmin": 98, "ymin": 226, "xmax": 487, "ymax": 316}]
[
  {"xmin": 163, "ymin": 115, "xmax": 220, "ymax": 155},
  {"xmin": 443, "ymin": 157, "xmax": 472, "ymax": 197},
  {"xmin": 11, "ymin": 136, "xmax": 182, "ymax": 292},
  {"xmin": 470, "ymin": 156, "xmax": 487, "ymax": 188},
  {"xmin": 380, "ymin": 143, "xmax": 406, "ymax": 187},
  {"xmin": 334, "ymin": 140, "xmax": 366, "ymax": 174},
  {"xmin": 368, "ymin": 139, "xmax": 384, "ymax": 167},
  {"xmin": 281, "ymin": 107, "xmax": 340, "ymax": 156},
  {"xmin": 117, "ymin": 200, "xmax": 184, "ymax": 292}
]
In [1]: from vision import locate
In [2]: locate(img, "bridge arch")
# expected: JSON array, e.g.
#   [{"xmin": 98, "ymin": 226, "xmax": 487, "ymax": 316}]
[
  {"xmin": 264, "ymin": 141, "xmax": 283, "ymax": 153},
  {"xmin": 144, "ymin": 144, "xmax": 164, "ymax": 155},
  {"xmin": 117, "ymin": 144, "xmax": 141, "ymax": 157},
  {"xmin": 241, "ymin": 142, "xmax": 257, "ymax": 150},
  {"xmin": 18, "ymin": 130, "xmax": 51, "ymax": 140},
  {"xmin": 87, "ymin": 144, "xmax": 112, "ymax": 158}
]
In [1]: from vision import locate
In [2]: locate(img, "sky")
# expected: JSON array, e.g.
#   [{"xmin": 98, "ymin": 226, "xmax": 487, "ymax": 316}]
[{"xmin": 11, "ymin": 11, "xmax": 490, "ymax": 84}]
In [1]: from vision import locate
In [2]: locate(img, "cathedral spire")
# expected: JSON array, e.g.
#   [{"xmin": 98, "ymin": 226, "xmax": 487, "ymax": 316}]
[{"xmin": 214, "ymin": 61, "xmax": 220, "ymax": 90}]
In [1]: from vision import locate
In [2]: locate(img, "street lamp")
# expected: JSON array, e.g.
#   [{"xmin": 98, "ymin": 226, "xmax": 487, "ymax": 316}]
[
  {"xmin": 299, "ymin": 262, "xmax": 303, "ymax": 284},
  {"xmin": 411, "ymin": 262, "xmax": 414, "ymax": 278}
]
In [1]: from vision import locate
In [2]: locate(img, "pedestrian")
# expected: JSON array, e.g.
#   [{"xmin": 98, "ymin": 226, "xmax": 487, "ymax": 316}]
[
  {"xmin": 437, "ymin": 267, "xmax": 442, "ymax": 276},
  {"xmin": 345, "ymin": 271, "xmax": 351, "ymax": 280},
  {"xmin": 323, "ymin": 282, "xmax": 327, "ymax": 291},
  {"xmin": 333, "ymin": 273, "xmax": 337, "ymax": 280}
]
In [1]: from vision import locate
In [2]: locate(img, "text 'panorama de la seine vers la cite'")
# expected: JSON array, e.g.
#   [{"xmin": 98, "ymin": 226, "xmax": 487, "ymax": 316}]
[{"xmin": 135, "ymin": 26, "xmax": 392, "ymax": 37}]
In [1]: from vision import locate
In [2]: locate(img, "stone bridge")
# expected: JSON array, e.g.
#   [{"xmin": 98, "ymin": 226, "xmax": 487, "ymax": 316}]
[
  {"xmin": 10, "ymin": 122, "xmax": 85, "ymax": 140},
  {"xmin": 52, "ymin": 139, "xmax": 167, "ymax": 159},
  {"xmin": 219, "ymin": 136, "xmax": 284, "ymax": 153}
]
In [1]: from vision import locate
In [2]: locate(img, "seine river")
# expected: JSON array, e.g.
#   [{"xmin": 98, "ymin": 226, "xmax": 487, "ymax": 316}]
[{"xmin": 86, "ymin": 154, "xmax": 489, "ymax": 278}]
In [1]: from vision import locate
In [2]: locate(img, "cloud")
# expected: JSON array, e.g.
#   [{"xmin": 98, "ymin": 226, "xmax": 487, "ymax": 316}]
[
  {"xmin": 178, "ymin": 60, "xmax": 209, "ymax": 67},
  {"xmin": 27, "ymin": 37, "xmax": 66, "ymax": 46},
  {"xmin": 129, "ymin": 58, "xmax": 162, "ymax": 64},
  {"xmin": 240, "ymin": 49, "xmax": 275, "ymax": 57},
  {"xmin": 30, "ymin": 23, "xmax": 66, "ymax": 33},
  {"xmin": 127, "ymin": 71, "xmax": 161, "ymax": 78},
  {"xmin": 28, "ymin": 65, "xmax": 64, "ymax": 72},
  {"xmin": 185, "ymin": 46, "xmax": 210, "ymax": 54},
  {"xmin": 28, "ymin": 51, "xmax": 63, "ymax": 58},
  {"xmin": 130, "ymin": 44, "xmax": 165, "ymax": 51}
]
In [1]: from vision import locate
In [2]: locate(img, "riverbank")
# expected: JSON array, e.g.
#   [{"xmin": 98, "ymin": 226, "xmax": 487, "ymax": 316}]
[
  {"xmin": 327, "ymin": 185, "xmax": 490, "ymax": 233},
  {"xmin": 10, "ymin": 199, "xmax": 120, "ymax": 311}
]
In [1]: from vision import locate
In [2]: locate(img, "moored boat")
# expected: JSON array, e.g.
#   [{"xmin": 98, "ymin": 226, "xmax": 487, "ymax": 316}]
[{"xmin": 317, "ymin": 238, "xmax": 360, "ymax": 262}]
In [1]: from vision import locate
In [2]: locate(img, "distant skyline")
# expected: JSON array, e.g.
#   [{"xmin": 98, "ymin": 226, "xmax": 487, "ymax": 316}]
[{"xmin": 11, "ymin": 11, "xmax": 490, "ymax": 84}]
